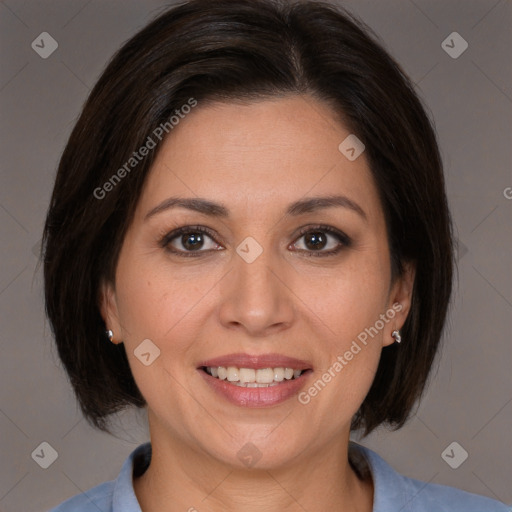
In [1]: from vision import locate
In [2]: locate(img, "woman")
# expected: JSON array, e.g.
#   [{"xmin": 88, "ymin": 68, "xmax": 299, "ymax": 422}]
[{"xmin": 43, "ymin": 0, "xmax": 509, "ymax": 511}]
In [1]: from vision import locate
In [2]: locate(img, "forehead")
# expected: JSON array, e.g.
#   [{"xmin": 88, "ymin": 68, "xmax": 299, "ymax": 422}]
[{"xmin": 136, "ymin": 95, "xmax": 382, "ymax": 223}]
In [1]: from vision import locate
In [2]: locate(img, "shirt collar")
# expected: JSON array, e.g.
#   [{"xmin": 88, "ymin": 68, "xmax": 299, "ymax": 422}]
[
  {"xmin": 111, "ymin": 441, "xmax": 407, "ymax": 512},
  {"xmin": 350, "ymin": 441, "xmax": 409, "ymax": 511},
  {"xmin": 112, "ymin": 441, "xmax": 151, "ymax": 511}
]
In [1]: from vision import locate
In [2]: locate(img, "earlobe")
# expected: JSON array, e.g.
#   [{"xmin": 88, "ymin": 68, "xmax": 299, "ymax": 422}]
[{"xmin": 384, "ymin": 261, "xmax": 416, "ymax": 347}]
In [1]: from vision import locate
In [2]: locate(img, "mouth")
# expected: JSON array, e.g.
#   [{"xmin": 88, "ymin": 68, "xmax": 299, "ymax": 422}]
[
  {"xmin": 196, "ymin": 354, "xmax": 313, "ymax": 407},
  {"xmin": 200, "ymin": 365, "xmax": 312, "ymax": 387}
]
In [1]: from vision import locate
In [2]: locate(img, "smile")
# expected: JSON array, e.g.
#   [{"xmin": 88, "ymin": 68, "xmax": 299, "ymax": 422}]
[{"xmin": 202, "ymin": 366, "xmax": 305, "ymax": 387}]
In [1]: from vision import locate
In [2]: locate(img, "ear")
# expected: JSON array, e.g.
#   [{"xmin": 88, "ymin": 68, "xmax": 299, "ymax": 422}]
[
  {"xmin": 383, "ymin": 260, "xmax": 416, "ymax": 347},
  {"xmin": 99, "ymin": 279, "xmax": 123, "ymax": 344}
]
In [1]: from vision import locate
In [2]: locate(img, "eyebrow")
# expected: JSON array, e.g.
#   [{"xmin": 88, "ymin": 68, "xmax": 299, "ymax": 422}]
[{"xmin": 144, "ymin": 195, "xmax": 367, "ymax": 222}]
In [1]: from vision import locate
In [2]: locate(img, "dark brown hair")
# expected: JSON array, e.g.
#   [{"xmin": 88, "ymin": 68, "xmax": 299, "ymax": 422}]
[{"xmin": 42, "ymin": 0, "xmax": 455, "ymax": 435}]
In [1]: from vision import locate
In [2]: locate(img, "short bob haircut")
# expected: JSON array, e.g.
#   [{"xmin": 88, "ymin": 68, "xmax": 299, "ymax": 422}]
[{"xmin": 42, "ymin": 0, "xmax": 455, "ymax": 436}]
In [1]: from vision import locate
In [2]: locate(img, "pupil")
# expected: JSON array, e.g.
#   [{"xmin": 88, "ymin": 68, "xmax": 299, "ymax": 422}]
[
  {"xmin": 305, "ymin": 232, "xmax": 326, "ymax": 250},
  {"xmin": 183, "ymin": 233, "xmax": 203, "ymax": 250}
]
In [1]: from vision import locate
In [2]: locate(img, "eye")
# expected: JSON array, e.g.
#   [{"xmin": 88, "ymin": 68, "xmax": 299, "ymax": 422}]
[
  {"xmin": 160, "ymin": 224, "xmax": 352, "ymax": 258},
  {"xmin": 290, "ymin": 225, "xmax": 352, "ymax": 257},
  {"xmin": 160, "ymin": 226, "xmax": 223, "ymax": 257}
]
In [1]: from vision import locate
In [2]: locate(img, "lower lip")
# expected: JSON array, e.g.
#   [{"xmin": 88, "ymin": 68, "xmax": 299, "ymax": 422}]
[{"xmin": 198, "ymin": 369, "xmax": 311, "ymax": 407}]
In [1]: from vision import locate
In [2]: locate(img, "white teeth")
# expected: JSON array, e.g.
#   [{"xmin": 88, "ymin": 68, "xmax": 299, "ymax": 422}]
[
  {"xmin": 205, "ymin": 366, "xmax": 305, "ymax": 386},
  {"xmin": 274, "ymin": 367, "xmax": 284, "ymax": 381},
  {"xmin": 239, "ymin": 368, "xmax": 256, "ymax": 383},
  {"xmin": 226, "ymin": 366, "xmax": 239, "ymax": 382},
  {"xmin": 256, "ymin": 368, "xmax": 274, "ymax": 384},
  {"xmin": 232, "ymin": 381, "xmax": 280, "ymax": 387}
]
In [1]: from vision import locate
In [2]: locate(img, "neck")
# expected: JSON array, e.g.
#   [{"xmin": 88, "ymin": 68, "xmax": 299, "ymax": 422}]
[{"xmin": 133, "ymin": 423, "xmax": 373, "ymax": 512}]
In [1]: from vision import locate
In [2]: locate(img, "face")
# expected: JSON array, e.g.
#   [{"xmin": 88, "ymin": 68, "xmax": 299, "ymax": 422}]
[{"xmin": 101, "ymin": 95, "xmax": 414, "ymax": 469}]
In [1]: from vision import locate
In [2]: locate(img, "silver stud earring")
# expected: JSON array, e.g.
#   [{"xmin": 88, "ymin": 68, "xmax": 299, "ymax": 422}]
[
  {"xmin": 391, "ymin": 329, "xmax": 401, "ymax": 344},
  {"xmin": 106, "ymin": 329, "xmax": 114, "ymax": 342}
]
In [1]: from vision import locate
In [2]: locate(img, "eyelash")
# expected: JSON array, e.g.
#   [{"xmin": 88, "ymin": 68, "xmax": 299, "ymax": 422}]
[{"xmin": 159, "ymin": 224, "xmax": 352, "ymax": 258}]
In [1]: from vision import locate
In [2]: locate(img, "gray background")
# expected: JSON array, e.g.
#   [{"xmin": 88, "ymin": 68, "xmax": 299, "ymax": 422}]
[{"xmin": 0, "ymin": 1, "xmax": 511, "ymax": 511}]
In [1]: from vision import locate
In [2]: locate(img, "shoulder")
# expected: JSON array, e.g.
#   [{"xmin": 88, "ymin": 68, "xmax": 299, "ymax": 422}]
[
  {"xmin": 47, "ymin": 442, "xmax": 151, "ymax": 512},
  {"xmin": 401, "ymin": 475, "xmax": 511, "ymax": 512},
  {"xmin": 350, "ymin": 442, "xmax": 511, "ymax": 512},
  {"xmin": 47, "ymin": 481, "xmax": 115, "ymax": 512}
]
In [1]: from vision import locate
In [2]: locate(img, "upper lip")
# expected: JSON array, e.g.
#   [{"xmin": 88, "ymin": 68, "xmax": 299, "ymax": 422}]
[{"xmin": 198, "ymin": 353, "xmax": 312, "ymax": 370}]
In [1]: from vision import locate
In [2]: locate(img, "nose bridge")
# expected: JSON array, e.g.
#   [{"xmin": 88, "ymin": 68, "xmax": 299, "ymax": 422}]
[
  {"xmin": 218, "ymin": 234, "xmax": 295, "ymax": 334},
  {"xmin": 236, "ymin": 242, "xmax": 275, "ymax": 297}
]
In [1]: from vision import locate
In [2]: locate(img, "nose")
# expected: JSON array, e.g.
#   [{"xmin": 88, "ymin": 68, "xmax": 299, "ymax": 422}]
[{"xmin": 218, "ymin": 244, "xmax": 296, "ymax": 337}]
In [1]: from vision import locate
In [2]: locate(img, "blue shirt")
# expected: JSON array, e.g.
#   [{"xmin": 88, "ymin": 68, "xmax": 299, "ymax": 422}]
[{"xmin": 48, "ymin": 441, "xmax": 510, "ymax": 511}]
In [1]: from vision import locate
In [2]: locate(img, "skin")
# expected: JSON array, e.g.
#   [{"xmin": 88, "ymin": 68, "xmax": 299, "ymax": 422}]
[{"xmin": 100, "ymin": 95, "xmax": 415, "ymax": 512}]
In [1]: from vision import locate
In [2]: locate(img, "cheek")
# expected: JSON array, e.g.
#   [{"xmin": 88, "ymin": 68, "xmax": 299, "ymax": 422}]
[
  {"xmin": 299, "ymin": 246, "xmax": 390, "ymax": 401},
  {"xmin": 304, "ymin": 249, "xmax": 390, "ymax": 343},
  {"xmin": 114, "ymin": 249, "xmax": 217, "ymax": 355},
  {"xmin": 112, "ymin": 256, "xmax": 207, "ymax": 409}
]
